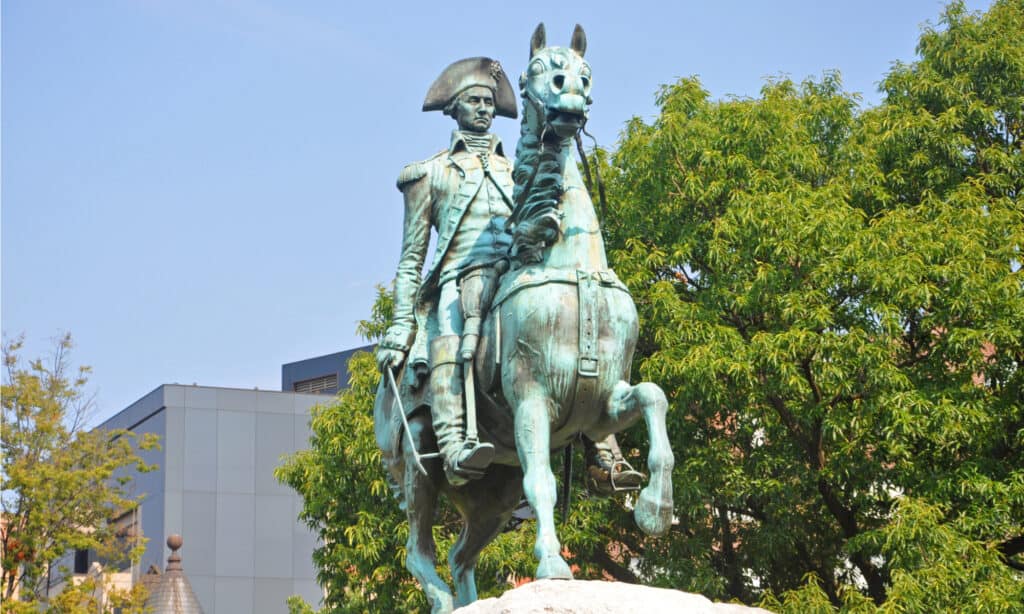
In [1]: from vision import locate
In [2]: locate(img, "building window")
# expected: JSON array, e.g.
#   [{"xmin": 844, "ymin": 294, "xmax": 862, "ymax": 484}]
[
  {"xmin": 294, "ymin": 374, "xmax": 338, "ymax": 394},
  {"xmin": 74, "ymin": 549, "xmax": 89, "ymax": 574}
]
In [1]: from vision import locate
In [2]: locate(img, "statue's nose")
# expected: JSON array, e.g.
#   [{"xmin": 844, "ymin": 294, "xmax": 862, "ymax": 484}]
[{"xmin": 552, "ymin": 72, "xmax": 584, "ymax": 96}]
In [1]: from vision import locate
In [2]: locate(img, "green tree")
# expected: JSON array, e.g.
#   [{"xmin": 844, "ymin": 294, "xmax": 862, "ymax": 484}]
[
  {"xmin": 279, "ymin": 2, "xmax": 1022, "ymax": 611},
  {"xmin": 602, "ymin": 0, "xmax": 1022, "ymax": 610},
  {"xmin": 1, "ymin": 334, "xmax": 158, "ymax": 613}
]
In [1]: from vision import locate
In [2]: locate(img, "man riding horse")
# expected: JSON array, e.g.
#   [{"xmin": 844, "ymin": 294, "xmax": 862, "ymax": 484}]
[{"xmin": 375, "ymin": 57, "xmax": 640, "ymax": 490}]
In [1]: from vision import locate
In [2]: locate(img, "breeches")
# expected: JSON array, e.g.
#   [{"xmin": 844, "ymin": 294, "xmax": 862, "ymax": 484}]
[{"xmin": 435, "ymin": 280, "xmax": 464, "ymax": 338}]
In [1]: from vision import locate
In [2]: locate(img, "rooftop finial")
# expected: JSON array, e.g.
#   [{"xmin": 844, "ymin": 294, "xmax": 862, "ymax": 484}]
[
  {"xmin": 166, "ymin": 534, "xmax": 183, "ymax": 571},
  {"xmin": 146, "ymin": 533, "xmax": 205, "ymax": 612}
]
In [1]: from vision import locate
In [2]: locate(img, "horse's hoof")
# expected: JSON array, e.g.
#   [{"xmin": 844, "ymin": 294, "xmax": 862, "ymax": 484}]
[
  {"xmin": 635, "ymin": 487, "xmax": 672, "ymax": 536},
  {"xmin": 427, "ymin": 590, "xmax": 454, "ymax": 614},
  {"xmin": 536, "ymin": 555, "xmax": 573, "ymax": 580}
]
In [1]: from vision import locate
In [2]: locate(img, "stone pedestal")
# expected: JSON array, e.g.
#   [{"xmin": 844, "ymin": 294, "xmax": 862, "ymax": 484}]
[{"xmin": 454, "ymin": 579, "xmax": 774, "ymax": 614}]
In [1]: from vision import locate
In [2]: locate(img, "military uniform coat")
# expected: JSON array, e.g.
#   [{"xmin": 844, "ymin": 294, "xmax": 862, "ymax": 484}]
[{"xmin": 388, "ymin": 131, "xmax": 515, "ymax": 375}]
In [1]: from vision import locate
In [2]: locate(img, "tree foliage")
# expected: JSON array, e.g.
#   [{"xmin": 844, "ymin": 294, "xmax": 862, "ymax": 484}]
[
  {"xmin": 1, "ymin": 334, "xmax": 158, "ymax": 612},
  {"xmin": 281, "ymin": 1, "xmax": 1023, "ymax": 611},
  {"xmin": 603, "ymin": 0, "xmax": 1023, "ymax": 610}
]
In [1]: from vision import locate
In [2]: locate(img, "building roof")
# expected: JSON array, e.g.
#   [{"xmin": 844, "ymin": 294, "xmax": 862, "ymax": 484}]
[{"xmin": 144, "ymin": 535, "xmax": 204, "ymax": 614}]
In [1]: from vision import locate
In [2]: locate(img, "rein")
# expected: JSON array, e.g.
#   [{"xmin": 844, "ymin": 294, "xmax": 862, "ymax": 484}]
[
  {"xmin": 515, "ymin": 90, "xmax": 608, "ymax": 223},
  {"xmin": 575, "ymin": 123, "xmax": 608, "ymax": 226}
]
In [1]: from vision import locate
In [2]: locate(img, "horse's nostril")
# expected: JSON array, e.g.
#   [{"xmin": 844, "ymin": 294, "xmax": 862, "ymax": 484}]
[{"xmin": 553, "ymin": 75, "xmax": 565, "ymax": 90}]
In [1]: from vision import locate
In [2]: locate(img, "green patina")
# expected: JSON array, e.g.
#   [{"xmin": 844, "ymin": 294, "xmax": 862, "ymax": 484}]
[{"xmin": 372, "ymin": 24, "xmax": 675, "ymax": 613}]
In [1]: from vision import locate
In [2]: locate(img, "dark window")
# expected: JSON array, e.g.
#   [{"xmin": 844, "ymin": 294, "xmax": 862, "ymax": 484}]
[
  {"xmin": 74, "ymin": 549, "xmax": 89, "ymax": 574},
  {"xmin": 294, "ymin": 374, "xmax": 338, "ymax": 394}
]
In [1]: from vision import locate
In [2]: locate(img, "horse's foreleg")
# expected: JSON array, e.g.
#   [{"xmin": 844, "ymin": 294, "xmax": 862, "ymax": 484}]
[
  {"xmin": 514, "ymin": 396, "xmax": 573, "ymax": 580},
  {"xmin": 403, "ymin": 415, "xmax": 454, "ymax": 614},
  {"xmin": 601, "ymin": 381, "xmax": 675, "ymax": 536},
  {"xmin": 448, "ymin": 466, "xmax": 524, "ymax": 607}
]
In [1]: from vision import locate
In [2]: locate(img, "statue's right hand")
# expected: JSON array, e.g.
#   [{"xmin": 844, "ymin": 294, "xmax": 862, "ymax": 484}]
[{"xmin": 376, "ymin": 348, "xmax": 406, "ymax": 374}]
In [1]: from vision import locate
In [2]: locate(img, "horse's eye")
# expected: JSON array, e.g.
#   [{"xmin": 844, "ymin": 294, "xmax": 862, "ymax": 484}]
[
  {"xmin": 581, "ymin": 77, "xmax": 590, "ymax": 90},
  {"xmin": 529, "ymin": 60, "xmax": 545, "ymax": 76}
]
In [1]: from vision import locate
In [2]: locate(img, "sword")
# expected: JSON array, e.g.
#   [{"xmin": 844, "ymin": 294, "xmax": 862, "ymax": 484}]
[
  {"xmin": 386, "ymin": 367, "xmax": 437, "ymax": 477},
  {"xmin": 463, "ymin": 360, "xmax": 478, "ymax": 443}
]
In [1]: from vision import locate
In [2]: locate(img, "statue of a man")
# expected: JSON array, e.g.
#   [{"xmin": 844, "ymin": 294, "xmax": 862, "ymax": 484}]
[
  {"xmin": 376, "ymin": 57, "xmax": 517, "ymax": 486},
  {"xmin": 377, "ymin": 57, "xmax": 644, "ymax": 492}
]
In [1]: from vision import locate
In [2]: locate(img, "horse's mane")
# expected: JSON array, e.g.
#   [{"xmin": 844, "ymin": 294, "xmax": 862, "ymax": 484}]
[{"xmin": 508, "ymin": 116, "xmax": 567, "ymax": 266}]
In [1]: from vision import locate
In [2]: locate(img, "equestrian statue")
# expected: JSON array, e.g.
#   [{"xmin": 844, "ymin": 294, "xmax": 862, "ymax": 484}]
[{"xmin": 373, "ymin": 23, "xmax": 675, "ymax": 613}]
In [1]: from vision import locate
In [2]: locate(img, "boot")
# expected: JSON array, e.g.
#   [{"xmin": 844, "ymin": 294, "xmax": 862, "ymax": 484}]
[
  {"xmin": 584, "ymin": 434, "xmax": 645, "ymax": 497},
  {"xmin": 430, "ymin": 335, "xmax": 494, "ymax": 486}
]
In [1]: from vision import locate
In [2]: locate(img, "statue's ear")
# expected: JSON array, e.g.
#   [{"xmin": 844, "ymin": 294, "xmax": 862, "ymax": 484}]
[
  {"xmin": 571, "ymin": 24, "xmax": 586, "ymax": 57},
  {"xmin": 530, "ymin": 23, "xmax": 546, "ymax": 58}
]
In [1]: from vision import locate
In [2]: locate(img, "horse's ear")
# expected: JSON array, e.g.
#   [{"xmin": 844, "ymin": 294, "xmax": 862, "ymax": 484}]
[
  {"xmin": 570, "ymin": 24, "xmax": 587, "ymax": 57},
  {"xmin": 530, "ymin": 23, "xmax": 546, "ymax": 58}
]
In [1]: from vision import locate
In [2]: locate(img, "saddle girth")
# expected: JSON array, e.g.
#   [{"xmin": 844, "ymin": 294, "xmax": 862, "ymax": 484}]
[{"xmin": 570, "ymin": 270, "xmax": 602, "ymax": 417}]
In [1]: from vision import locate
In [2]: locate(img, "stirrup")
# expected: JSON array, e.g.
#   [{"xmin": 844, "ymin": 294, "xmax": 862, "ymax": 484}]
[
  {"xmin": 586, "ymin": 457, "xmax": 645, "ymax": 496},
  {"xmin": 457, "ymin": 440, "xmax": 495, "ymax": 471},
  {"xmin": 609, "ymin": 458, "xmax": 644, "ymax": 492}
]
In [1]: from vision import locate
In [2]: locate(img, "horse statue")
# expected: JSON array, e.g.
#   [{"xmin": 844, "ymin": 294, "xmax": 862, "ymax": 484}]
[{"xmin": 374, "ymin": 23, "xmax": 674, "ymax": 614}]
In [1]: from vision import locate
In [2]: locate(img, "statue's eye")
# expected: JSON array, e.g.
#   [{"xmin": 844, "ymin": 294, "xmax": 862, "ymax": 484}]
[
  {"xmin": 581, "ymin": 76, "xmax": 590, "ymax": 90},
  {"xmin": 529, "ymin": 60, "xmax": 545, "ymax": 76}
]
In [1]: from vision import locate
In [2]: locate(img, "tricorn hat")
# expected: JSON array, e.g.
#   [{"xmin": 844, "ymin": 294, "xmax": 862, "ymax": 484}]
[{"xmin": 422, "ymin": 57, "xmax": 517, "ymax": 119}]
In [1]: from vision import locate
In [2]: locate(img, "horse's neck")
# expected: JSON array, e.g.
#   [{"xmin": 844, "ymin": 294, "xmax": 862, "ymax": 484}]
[
  {"xmin": 515, "ymin": 110, "xmax": 608, "ymax": 272},
  {"xmin": 546, "ymin": 147, "xmax": 608, "ymax": 271}
]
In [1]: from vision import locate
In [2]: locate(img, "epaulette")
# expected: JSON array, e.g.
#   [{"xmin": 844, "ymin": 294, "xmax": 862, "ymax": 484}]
[{"xmin": 396, "ymin": 162, "xmax": 428, "ymax": 190}]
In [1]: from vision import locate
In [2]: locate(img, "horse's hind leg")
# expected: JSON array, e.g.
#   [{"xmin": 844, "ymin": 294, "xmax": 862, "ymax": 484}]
[
  {"xmin": 594, "ymin": 381, "xmax": 675, "ymax": 536},
  {"xmin": 515, "ymin": 395, "xmax": 573, "ymax": 580},
  {"xmin": 448, "ymin": 465, "xmax": 524, "ymax": 608},
  {"xmin": 403, "ymin": 413, "xmax": 454, "ymax": 614}
]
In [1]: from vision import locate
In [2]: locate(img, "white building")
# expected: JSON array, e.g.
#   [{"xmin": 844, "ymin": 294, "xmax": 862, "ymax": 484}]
[{"xmin": 98, "ymin": 384, "xmax": 327, "ymax": 613}]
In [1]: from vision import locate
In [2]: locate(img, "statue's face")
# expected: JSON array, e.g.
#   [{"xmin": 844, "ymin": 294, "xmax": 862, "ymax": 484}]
[
  {"xmin": 523, "ymin": 46, "xmax": 591, "ymax": 139},
  {"xmin": 452, "ymin": 86, "xmax": 495, "ymax": 133}
]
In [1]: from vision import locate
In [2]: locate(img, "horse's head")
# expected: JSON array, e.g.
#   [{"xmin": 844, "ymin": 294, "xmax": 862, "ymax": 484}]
[{"xmin": 520, "ymin": 23, "xmax": 592, "ymax": 140}]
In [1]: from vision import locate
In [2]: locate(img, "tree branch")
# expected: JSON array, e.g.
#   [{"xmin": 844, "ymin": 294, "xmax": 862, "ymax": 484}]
[
  {"xmin": 597, "ymin": 526, "xmax": 646, "ymax": 556},
  {"xmin": 795, "ymin": 540, "xmax": 840, "ymax": 607},
  {"xmin": 725, "ymin": 504, "xmax": 764, "ymax": 522},
  {"xmin": 716, "ymin": 505, "xmax": 746, "ymax": 601},
  {"xmin": 767, "ymin": 393, "xmax": 805, "ymax": 444},
  {"xmin": 998, "ymin": 534, "xmax": 1024, "ymax": 571},
  {"xmin": 801, "ymin": 355, "xmax": 822, "ymax": 405},
  {"xmin": 592, "ymin": 545, "xmax": 641, "ymax": 584},
  {"xmin": 816, "ymin": 477, "xmax": 887, "ymax": 603}
]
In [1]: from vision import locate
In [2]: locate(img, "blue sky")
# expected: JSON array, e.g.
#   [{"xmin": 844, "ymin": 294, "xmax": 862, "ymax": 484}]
[{"xmin": 2, "ymin": 0, "xmax": 991, "ymax": 422}]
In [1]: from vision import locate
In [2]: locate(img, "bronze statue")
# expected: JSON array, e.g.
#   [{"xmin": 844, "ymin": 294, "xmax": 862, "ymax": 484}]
[
  {"xmin": 376, "ymin": 56, "xmax": 641, "ymax": 490},
  {"xmin": 376, "ymin": 56, "xmax": 518, "ymax": 485},
  {"xmin": 374, "ymin": 25, "xmax": 674, "ymax": 613}
]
